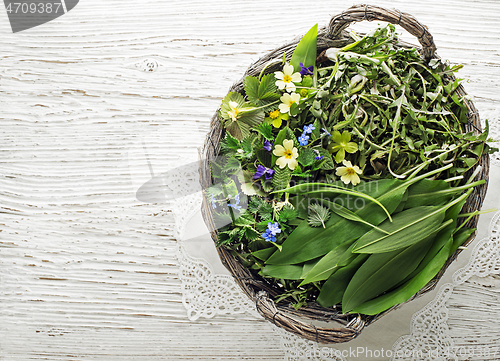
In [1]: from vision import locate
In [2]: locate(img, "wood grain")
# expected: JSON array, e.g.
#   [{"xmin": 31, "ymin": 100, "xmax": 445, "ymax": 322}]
[{"xmin": 1, "ymin": 0, "xmax": 499, "ymax": 359}]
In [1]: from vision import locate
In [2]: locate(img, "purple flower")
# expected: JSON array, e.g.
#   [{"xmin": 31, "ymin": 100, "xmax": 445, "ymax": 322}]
[
  {"xmin": 254, "ymin": 165, "xmax": 275, "ymax": 180},
  {"xmin": 262, "ymin": 229, "xmax": 277, "ymax": 242},
  {"xmin": 303, "ymin": 124, "xmax": 315, "ymax": 134},
  {"xmin": 298, "ymin": 133, "xmax": 309, "ymax": 146},
  {"xmin": 267, "ymin": 222, "xmax": 281, "ymax": 236},
  {"xmin": 299, "ymin": 62, "xmax": 314, "ymax": 76},
  {"xmin": 263, "ymin": 140, "xmax": 272, "ymax": 152}
]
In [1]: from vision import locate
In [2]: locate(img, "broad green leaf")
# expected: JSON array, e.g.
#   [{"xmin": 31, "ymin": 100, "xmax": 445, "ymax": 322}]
[
  {"xmin": 352, "ymin": 206, "xmax": 446, "ymax": 254},
  {"xmin": 271, "ymin": 166, "xmax": 292, "ymax": 190},
  {"xmin": 261, "ymin": 264, "xmax": 303, "ymax": 279},
  {"xmin": 299, "ymin": 240, "xmax": 353, "ymax": 285},
  {"xmin": 353, "ymin": 190, "xmax": 470, "ymax": 254},
  {"xmin": 450, "ymin": 227, "xmax": 475, "ymax": 255},
  {"xmin": 225, "ymin": 111, "xmax": 264, "ymax": 140},
  {"xmin": 252, "ymin": 247, "xmax": 275, "ymax": 261},
  {"xmin": 253, "ymin": 123, "xmax": 274, "ymax": 141},
  {"xmin": 325, "ymin": 200, "xmax": 390, "ymax": 235},
  {"xmin": 266, "ymin": 165, "xmax": 453, "ymax": 265},
  {"xmin": 342, "ymin": 236, "xmax": 434, "ymax": 313},
  {"xmin": 290, "ymin": 24, "xmax": 318, "ymax": 73},
  {"xmin": 317, "ymin": 254, "xmax": 369, "ymax": 307},
  {"xmin": 297, "ymin": 148, "xmax": 316, "ymax": 167},
  {"xmin": 258, "ymin": 74, "xmax": 278, "ymax": 98},
  {"xmin": 350, "ymin": 237, "xmax": 453, "ymax": 315}
]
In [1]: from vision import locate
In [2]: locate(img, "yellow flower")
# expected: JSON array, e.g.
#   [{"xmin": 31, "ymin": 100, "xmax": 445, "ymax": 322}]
[
  {"xmin": 336, "ymin": 160, "xmax": 362, "ymax": 185},
  {"xmin": 275, "ymin": 63, "xmax": 302, "ymax": 93},
  {"xmin": 264, "ymin": 109, "xmax": 289, "ymax": 128},
  {"xmin": 227, "ymin": 100, "xmax": 240, "ymax": 121},
  {"xmin": 328, "ymin": 130, "xmax": 359, "ymax": 163},
  {"xmin": 273, "ymin": 139, "xmax": 299, "ymax": 170},
  {"xmin": 278, "ymin": 92, "xmax": 301, "ymax": 115}
]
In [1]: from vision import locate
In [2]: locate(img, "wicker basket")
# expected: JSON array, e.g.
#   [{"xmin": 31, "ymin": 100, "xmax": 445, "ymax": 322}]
[{"xmin": 199, "ymin": 4, "xmax": 490, "ymax": 343}]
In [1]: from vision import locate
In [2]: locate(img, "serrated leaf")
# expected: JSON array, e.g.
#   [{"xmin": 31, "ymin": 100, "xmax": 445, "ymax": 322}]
[
  {"xmin": 297, "ymin": 148, "xmax": 315, "ymax": 167},
  {"xmin": 307, "ymin": 203, "xmax": 331, "ymax": 228},
  {"xmin": 254, "ymin": 123, "xmax": 274, "ymax": 140},
  {"xmin": 225, "ymin": 111, "xmax": 264, "ymax": 140},
  {"xmin": 272, "ymin": 166, "xmax": 292, "ymax": 190},
  {"xmin": 314, "ymin": 147, "xmax": 334, "ymax": 170},
  {"xmin": 243, "ymin": 76, "xmax": 260, "ymax": 104},
  {"xmin": 258, "ymin": 74, "xmax": 278, "ymax": 97}
]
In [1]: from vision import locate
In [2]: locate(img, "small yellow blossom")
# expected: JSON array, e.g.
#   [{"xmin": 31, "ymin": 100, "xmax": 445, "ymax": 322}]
[
  {"xmin": 273, "ymin": 139, "xmax": 299, "ymax": 170},
  {"xmin": 336, "ymin": 160, "xmax": 362, "ymax": 185}
]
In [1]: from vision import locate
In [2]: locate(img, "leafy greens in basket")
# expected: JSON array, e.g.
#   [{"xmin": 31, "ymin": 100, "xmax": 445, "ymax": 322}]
[{"xmin": 207, "ymin": 24, "xmax": 494, "ymax": 315}]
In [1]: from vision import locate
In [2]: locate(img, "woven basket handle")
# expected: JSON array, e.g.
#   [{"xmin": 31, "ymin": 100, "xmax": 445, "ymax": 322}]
[{"xmin": 327, "ymin": 4, "xmax": 437, "ymax": 59}]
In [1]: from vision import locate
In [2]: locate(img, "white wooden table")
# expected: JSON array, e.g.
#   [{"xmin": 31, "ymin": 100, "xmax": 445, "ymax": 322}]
[{"xmin": 1, "ymin": 0, "xmax": 500, "ymax": 360}]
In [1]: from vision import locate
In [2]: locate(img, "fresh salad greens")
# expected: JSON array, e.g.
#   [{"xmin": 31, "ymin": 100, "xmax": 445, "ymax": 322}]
[{"xmin": 207, "ymin": 24, "xmax": 494, "ymax": 314}]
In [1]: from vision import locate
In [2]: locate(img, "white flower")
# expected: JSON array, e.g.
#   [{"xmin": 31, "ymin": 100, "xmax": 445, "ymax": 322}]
[
  {"xmin": 336, "ymin": 160, "xmax": 362, "ymax": 185},
  {"xmin": 227, "ymin": 100, "xmax": 240, "ymax": 121},
  {"xmin": 275, "ymin": 63, "xmax": 302, "ymax": 93},
  {"xmin": 273, "ymin": 139, "xmax": 299, "ymax": 170},
  {"xmin": 278, "ymin": 92, "xmax": 301, "ymax": 114}
]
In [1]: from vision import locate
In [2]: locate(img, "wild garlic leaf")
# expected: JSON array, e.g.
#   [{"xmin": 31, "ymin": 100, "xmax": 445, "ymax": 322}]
[{"xmin": 307, "ymin": 203, "xmax": 331, "ymax": 228}]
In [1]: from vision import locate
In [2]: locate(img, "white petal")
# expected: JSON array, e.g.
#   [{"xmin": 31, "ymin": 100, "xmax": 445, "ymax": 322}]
[
  {"xmin": 291, "ymin": 93, "xmax": 301, "ymax": 103},
  {"xmin": 292, "ymin": 147, "xmax": 299, "ymax": 158},
  {"xmin": 280, "ymin": 93, "xmax": 291, "ymax": 102},
  {"xmin": 291, "ymin": 73, "xmax": 302, "ymax": 83},
  {"xmin": 285, "ymin": 83, "xmax": 296, "ymax": 93},
  {"xmin": 283, "ymin": 64, "xmax": 294, "ymax": 75},
  {"xmin": 342, "ymin": 160, "xmax": 352, "ymax": 167},
  {"xmin": 353, "ymin": 166, "xmax": 363, "ymax": 175},
  {"xmin": 279, "ymin": 104, "xmax": 289, "ymax": 113},
  {"xmin": 276, "ymin": 80, "xmax": 286, "ymax": 90},
  {"xmin": 351, "ymin": 174, "xmax": 361, "ymax": 185},
  {"xmin": 274, "ymin": 71, "xmax": 284, "ymax": 80},
  {"xmin": 336, "ymin": 167, "xmax": 347, "ymax": 176},
  {"xmin": 287, "ymin": 158, "xmax": 298, "ymax": 170},
  {"xmin": 273, "ymin": 145, "xmax": 285, "ymax": 156},
  {"xmin": 282, "ymin": 139, "xmax": 293, "ymax": 150},
  {"xmin": 276, "ymin": 157, "xmax": 287, "ymax": 169},
  {"xmin": 340, "ymin": 175, "xmax": 351, "ymax": 185}
]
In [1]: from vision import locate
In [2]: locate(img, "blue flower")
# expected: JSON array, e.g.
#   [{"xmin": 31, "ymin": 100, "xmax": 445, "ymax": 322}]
[
  {"xmin": 262, "ymin": 229, "xmax": 277, "ymax": 242},
  {"xmin": 227, "ymin": 193, "xmax": 242, "ymax": 211},
  {"xmin": 228, "ymin": 203, "xmax": 242, "ymax": 211},
  {"xmin": 263, "ymin": 140, "xmax": 273, "ymax": 152},
  {"xmin": 254, "ymin": 165, "xmax": 275, "ymax": 180},
  {"xmin": 315, "ymin": 155, "xmax": 324, "ymax": 160},
  {"xmin": 321, "ymin": 128, "xmax": 331, "ymax": 137},
  {"xmin": 262, "ymin": 222, "xmax": 281, "ymax": 242},
  {"xmin": 298, "ymin": 133, "xmax": 309, "ymax": 146},
  {"xmin": 267, "ymin": 222, "xmax": 281, "ymax": 236},
  {"xmin": 299, "ymin": 62, "xmax": 314, "ymax": 76},
  {"xmin": 303, "ymin": 124, "xmax": 315, "ymax": 134},
  {"xmin": 211, "ymin": 195, "xmax": 217, "ymax": 209}
]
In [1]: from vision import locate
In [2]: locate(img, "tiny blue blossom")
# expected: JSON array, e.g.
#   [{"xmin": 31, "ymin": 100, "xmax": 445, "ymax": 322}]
[
  {"xmin": 321, "ymin": 128, "xmax": 331, "ymax": 137},
  {"xmin": 298, "ymin": 134, "xmax": 309, "ymax": 146},
  {"xmin": 211, "ymin": 195, "xmax": 217, "ymax": 209},
  {"xmin": 315, "ymin": 155, "xmax": 325, "ymax": 160},
  {"xmin": 262, "ymin": 229, "xmax": 277, "ymax": 242},
  {"xmin": 267, "ymin": 222, "xmax": 282, "ymax": 236},
  {"xmin": 303, "ymin": 124, "xmax": 315, "ymax": 134}
]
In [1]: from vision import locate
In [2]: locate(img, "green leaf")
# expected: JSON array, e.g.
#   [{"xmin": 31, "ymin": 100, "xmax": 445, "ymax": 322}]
[
  {"xmin": 290, "ymin": 24, "xmax": 318, "ymax": 73},
  {"xmin": 297, "ymin": 148, "xmax": 316, "ymax": 167},
  {"xmin": 325, "ymin": 200, "xmax": 390, "ymax": 235},
  {"xmin": 350, "ymin": 236, "xmax": 453, "ymax": 315},
  {"xmin": 342, "ymin": 235, "xmax": 434, "ymax": 313},
  {"xmin": 307, "ymin": 203, "xmax": 331, "ymax": 228},
  {"xmin": 258, "ymin": 74, "xmax": 279, "ymax": 99},
  {"xmin": 299, "ymin": 239, "xmax": 353, "ymax": 285},
  {"xmin": 254, "ymin": 123, "xmax": 274, "ymax": 140},
  {"xmin": 352, "ymin": 206, "xmax": 446, "ymax": 254},
  {"xmin": 252, "ymin": 247, "xmax": 275, "ymax": 261},
  {"xmin": 353, "ymin": 191, "xmax": 470, "ymax": 254},
  {"xmin": 272, "ymin": 166, "xmax": 292, "ymax": 191},
  {"xmin": 317, "ymin": 254, "xmax": 369, "ymax": 307},
  {"xmin": 244, "ymin": 76, "xmax": 260, "ymax": 104},
  {"xmin": 261, "ymin": 264, "xmax": 303, "ymax": 280}
]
